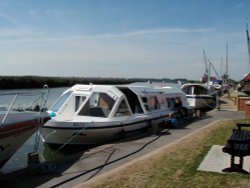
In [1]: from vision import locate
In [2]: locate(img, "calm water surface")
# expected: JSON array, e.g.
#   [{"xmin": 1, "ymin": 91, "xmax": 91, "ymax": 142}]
[{"xmin": 1, "ymin": 87, "xmax": 69, "ymax": 173}]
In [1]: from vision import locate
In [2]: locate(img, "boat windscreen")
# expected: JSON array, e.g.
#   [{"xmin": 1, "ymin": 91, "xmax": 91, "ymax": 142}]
[
  {"xmin": 50, "ymin": 91, "xmax": 72, "ymax": 112},
  {"xmin": 194, "ymin": 85, "xmax": 208, "ymax": 95}
]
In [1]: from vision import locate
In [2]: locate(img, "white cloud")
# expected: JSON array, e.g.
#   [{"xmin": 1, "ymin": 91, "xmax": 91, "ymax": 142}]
[
  {"xmin": 0, "ymin": 26, "xmax": 214, "ymax": 46},
  {"xmin": 81, "ymin": 27, "xmax": 215, "ymax": 39}
]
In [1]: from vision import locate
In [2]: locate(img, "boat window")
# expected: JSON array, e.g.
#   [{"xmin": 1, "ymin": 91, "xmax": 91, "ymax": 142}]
[
  {"xmin": 166, "ymin": 98, "xmax": 175, "ymax": 110},
  {"xmin": 117, "ymin": 87, "xmax": 143, "ymax": 114},
  {"xmin": 50, "ymin": 91, "xmax": 72, "ymax": 112},
  {"xmin": 78, "ymin": 92, "xmax": 115, "ymax": 117},
  {"xmin": 182, "ymin": 86, "xmax": 192, "ymax": 95},
  {"xmin": 114, "ymin": 99, "xmax": 131, "ymax": 117},
  {"xmin": 148, "ymin": 96, "xmax": 160, "ymax": 111},
  {"xmin": 142, "ymin": 97, "xmax": 149, "ymax": 111},
  {"xmin": 195, "ymin": 86, "xmax": 208, "ymax": 95},
  {"xmin": 75, "ymin": 96, "xmax": 86, "ymax": 112}
]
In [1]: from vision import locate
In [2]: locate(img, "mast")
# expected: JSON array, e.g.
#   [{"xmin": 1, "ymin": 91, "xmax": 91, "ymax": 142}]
[
  {"xmin": 220, "ymin": 57, "xmax": 223, "ymax": 78},
  {"xmin": 247, "ymin": 23, "xmax": 250, "ymax": 67},
  {"xmin": 221, "ymin": 57, "xmax": 224, "ymax": 88},
  {"xmin": 226, "ymin": 43, "xmax": 228, "ymax": 76},
  {"xmin": 202, "ymin": 50, "xmax": 209, "ymax": 83},
  {"xmin": 221, "ymin": 43, "xmax": 229, "ymax": 85},
  {"xmin": 203, "ymin": 50, "xmax": 209, "ymax": 76},
  {"xmin": 225, "ymin": 43, "xmax": 228, "ymax": 84},
  {"xmin": 246, "ymin": 23, "xmax": 250, "ymax": 96}
]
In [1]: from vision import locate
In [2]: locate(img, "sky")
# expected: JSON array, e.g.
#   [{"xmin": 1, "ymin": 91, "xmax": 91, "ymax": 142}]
[{"xmin": 0, "ymin": 0, "xmax": 249, "ymax": 81}]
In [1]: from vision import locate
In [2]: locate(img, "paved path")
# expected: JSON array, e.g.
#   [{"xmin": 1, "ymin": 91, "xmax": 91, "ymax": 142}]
[{"xmin": 0, "ymin": 98, "xmax": 246, "ymax": 188}]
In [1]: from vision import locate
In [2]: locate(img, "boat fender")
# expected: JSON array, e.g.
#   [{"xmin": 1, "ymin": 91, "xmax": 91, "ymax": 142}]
[
  {"xmin": 48, "ymin": 111, "xmax": 56, "ymax": 117},
  {"xmin": 170, "ymin": 117, "xmax": 178, "ymax": 126}
]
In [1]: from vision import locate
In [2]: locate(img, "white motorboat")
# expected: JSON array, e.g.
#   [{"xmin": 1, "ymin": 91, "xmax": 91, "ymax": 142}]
[
  {"xmin": 41, "ymin": 83, "xmax": 192, "ymax": 148},
  {"xmin": 181, "ymin": 83, "xmax": 217, "ymax": 109},
  {"xmin": 0, "ymin": 92, "xmax": 50, "ymax": 168}
]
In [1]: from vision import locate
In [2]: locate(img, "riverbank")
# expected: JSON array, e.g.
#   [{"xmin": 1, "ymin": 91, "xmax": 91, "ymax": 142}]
[
  {"xmin": 0, "ymin": 96, "xmax": 246, "ymax": 188},
  {"xmin": 78, "ymin": 97, "xmax": 250, "ymax": 188},
  {"xmin": 79, "ymin": 118, "xmax": 249, "ymax": 188}
]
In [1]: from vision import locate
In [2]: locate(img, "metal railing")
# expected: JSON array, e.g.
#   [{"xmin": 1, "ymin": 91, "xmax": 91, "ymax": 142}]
[{"xmin": 0, "ymin": 86, "xmax": 49, "ymax": 125}]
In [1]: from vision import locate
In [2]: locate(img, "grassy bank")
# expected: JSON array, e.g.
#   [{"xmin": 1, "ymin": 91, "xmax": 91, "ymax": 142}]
[{"xmin": 82, "ymin": 119, "xmax": 250, "ymax": 188}]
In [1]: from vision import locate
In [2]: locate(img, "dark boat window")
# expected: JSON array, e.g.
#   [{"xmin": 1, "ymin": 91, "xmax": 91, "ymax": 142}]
[
  {"xmin": 75, "ymin": 96, "xmax": 86, "ymax": 112},
  {"xmin": 182, "ymin": 86, "xmax": 192, "ymax": 95},
  {"xmin": 117, "ymin": 87, "xmax": 143, "ymax": 114},
  {"xmin": 194, "ymin": 86, "xmax": 208, "ymax": 94},
  {"xmin": 142, "ymin": 97, "xmax": 149, "ymax": 111},
  {"xmin": 78, "ymin": 92, "xmax": 115, "ymax": 117},
  {"xmin": 166, "ymin": 98, "xmax": 175, "ymax": 110},
  {"xmin": 182, "ymin": 85, "xmax": 208, "ymax": 95}
]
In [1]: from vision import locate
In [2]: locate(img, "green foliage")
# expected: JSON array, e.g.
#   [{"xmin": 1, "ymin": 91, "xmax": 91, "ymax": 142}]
[
  {"xmin": 0, "ymin": 76, "xmax": 195, "ymax": 89},
  {"xmin": 0, "ymin": 76, "xmax": 134, "ymax": 89}
]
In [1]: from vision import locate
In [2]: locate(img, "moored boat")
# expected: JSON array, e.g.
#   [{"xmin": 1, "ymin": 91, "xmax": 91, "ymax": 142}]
[
  {"xmin": 181, "ymin": 83, "xmax": 217, "ymax": 110},
  {"xmin": 0, "ymin": 92, "xmax": 50, "ymax": 168},
  {"xmin": 41, "ymin": 83, "xmax": 192, "ymax": 148}
]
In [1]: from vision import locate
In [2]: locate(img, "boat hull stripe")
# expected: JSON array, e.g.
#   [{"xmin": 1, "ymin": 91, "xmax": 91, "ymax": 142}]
[
  {"xmin": 42, "ymin": 114, "xmax": 170, "ymax": 130},
  {"xmin": 186, "ymin": 96, "xmax": 214, "ymax": 99},
  {"xmin": 0, "ymin": 117, "xmax": 50, "ymax": 139}
]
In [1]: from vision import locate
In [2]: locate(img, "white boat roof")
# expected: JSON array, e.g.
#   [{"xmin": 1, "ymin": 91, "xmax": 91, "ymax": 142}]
[
  {"xmin": 127, "ymin": 82, "xmax": 185, "ymax": 95},
  {"xmin": 68, "ymin": 83, "xmax": 185, "ymax": 96},
  {"xmin": 71, "ymin": 84, "xmax": 118, "ymax": 91},
  {"xmin": 181, "ymin": 83, "xmax": 217, "ymax": 94},
  {"xmin": 68, "ymin": 84, "xmax": 124, "ymax": 98},
  {"xmin": 181, "ymin": 83, "xmax": 209, "ymax": 88}
]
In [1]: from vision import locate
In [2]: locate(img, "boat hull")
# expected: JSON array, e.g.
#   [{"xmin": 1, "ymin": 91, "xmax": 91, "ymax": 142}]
[
  {"xmin": 0, "ymin": 119, "xmax": 42, "ymax": 168},
  {"xmin": 41, "ymin": 113, "xmax": 170, "ymax": 148},
  {"xmin": 186, "ymin": 95, "xmax": 215, "ymax": 109},
  {"xmin": 181, "ymin": 83, "xmax": 217, "ymax": 110}
]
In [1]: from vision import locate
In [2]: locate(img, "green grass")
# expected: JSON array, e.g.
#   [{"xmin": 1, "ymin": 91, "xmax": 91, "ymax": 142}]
[{"xmin": 83, "ymin": 119, "xmax": 250, "ymax": 188}]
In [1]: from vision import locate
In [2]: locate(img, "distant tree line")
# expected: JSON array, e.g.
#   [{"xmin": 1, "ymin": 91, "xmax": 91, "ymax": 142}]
[
  {"xmin": 0, "ymin": 76, "xmax": 127, "ymax": 89},
  {"xmin": 0, "ymin": 76, "xmax": 165, "ymax": 89},
  {"xmin": 0, "ymin": 76, "xmax": 195, "ymax": 89}
]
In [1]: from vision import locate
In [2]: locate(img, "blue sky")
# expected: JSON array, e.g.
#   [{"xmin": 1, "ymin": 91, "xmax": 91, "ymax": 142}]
[{"xmin": 0, "ymin": 0, "xmax": 249, "ymax": 81}]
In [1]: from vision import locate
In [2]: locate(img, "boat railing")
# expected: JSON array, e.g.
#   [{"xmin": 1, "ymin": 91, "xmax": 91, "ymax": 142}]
[
  {"xmin": 0, "ymin": 87, "xmax": 49, "ymax": 125},
  {"xmin": 1, "ymin": 93, "xmax": 19, "ymax": 124}
]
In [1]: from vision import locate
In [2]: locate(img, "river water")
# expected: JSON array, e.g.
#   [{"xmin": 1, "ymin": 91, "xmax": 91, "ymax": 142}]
[{"xmin": 0, "ymin": 87, "xmax": 69, "ymax": 173}]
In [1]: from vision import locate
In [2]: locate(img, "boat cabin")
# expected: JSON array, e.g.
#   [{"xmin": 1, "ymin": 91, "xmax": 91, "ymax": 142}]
[
  {"xmin": 41, "ymin": 83, "xmax": 194, "ymax": 147},
  {"xmin": 48, "ymin": 84, "xmax": 189, "ymax": 121}
]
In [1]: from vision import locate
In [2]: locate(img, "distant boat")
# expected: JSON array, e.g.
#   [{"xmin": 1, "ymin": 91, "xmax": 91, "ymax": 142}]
[
  {"xmin": 0, "ymin": 92, "xmax": 50, "ymax": 168},
  {"xmin": 41, "ymin": 83, "xmax": 193, "ymax": 148},
  {"xmin": 181, "ymin": 83, "xmax": 217, "ymax": 110}
]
